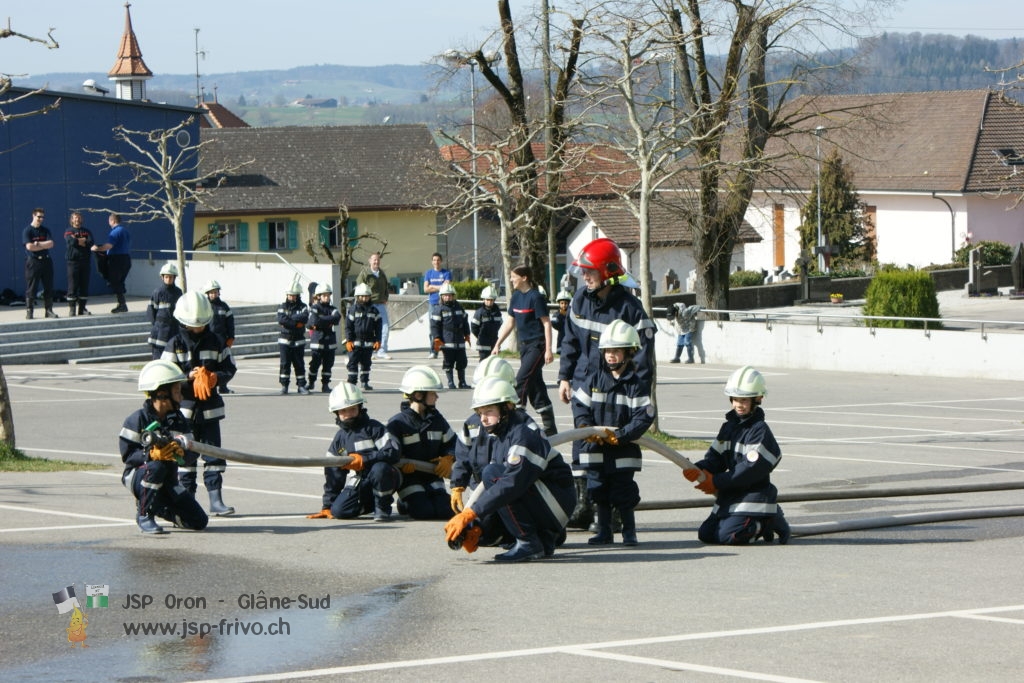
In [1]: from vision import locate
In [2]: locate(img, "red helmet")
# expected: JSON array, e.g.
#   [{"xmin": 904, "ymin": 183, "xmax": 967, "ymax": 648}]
[{"xmin": 571, "ymin": 238, "xmax": 626, "ymax": 285}]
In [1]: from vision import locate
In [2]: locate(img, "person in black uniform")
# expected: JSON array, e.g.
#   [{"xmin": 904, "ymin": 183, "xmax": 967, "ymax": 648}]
[
  {"xmin": 63, "ymin": 211, "xmax": 94, "ymax": 316},
  {"xmin": 162, "ymin": 291, "xmax": 237, "ymax": 516},
  {"xmin": 344, "ymin": 283, "xmax": 382, "ymax": 391},
  {"xmin": 277, "ymin": 281, "xmax": 311, "ymax": 395},
  {"xmin": 550, "ymin": 289, "xmax": 572, "ymax": 352},
  {"xmin": 306, "ymin": 383, "xmax": 402, "ymax": 522},
  {"xmin": 470, "ymin": 285, "xmax": 503, "ymax": 361},
  {"xmin": 444, "ymin": 376, "xmax": 575, "ymax": 562},
  {"xmin": 204, "ymin": 280, "xmax": 236, "ymax": 393},
  {"xmin": 307, "ymin": 282, "xmax": 341, "ymax": 393},
  {"xmin": 146, "ymin": 263, "xmax": 183, "ymax": 359},
  {"xmin": 119, "ymin": 359, "xmax": 208, "ymax": 535},
  {"xmin": 387, "ymin": 365, "xmax": 456, "ymax": 520},
  {"xmin": 23, "ymin": 208, "xmax": 58, "ymax": 319},
  {"xmin": 431, "ymin": 282, "xmax": 471, "ymax": 389}
]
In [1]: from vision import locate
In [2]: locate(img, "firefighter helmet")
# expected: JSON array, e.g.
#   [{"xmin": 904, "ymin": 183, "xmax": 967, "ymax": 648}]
[
  {"xmin": 471, "ymin": 377, "xmax": 518, "ymax": 409},
  {"xmin": 400, "ymin": 365, "xmax": 444, "ymax": 394},
  {"xmin": 439, "ymin": 282, "xmax": 456, "ymax": 297},
  {"xmin": 723, "ymin": 366, "xmax": 767, "ymax": 398},
  {"xmin": 159, "ymin": 262, "xmax": 179, "ymax": 277},
  {"xmin": 174, "ymin": 290, "xmax": 213, "ymax": 327},
  {"xmin": 598, "ymin": 319, "xmax": 641, "ymax": 350},
  {"xmin": 138, "ymin": 359, "xmax": 186, "ymax": 392},
  {"xmin": 353, "ymin": 283, "xmax": 371, "ymax": 298},
  {"xmin": 571, "ymin": 237, "xmax": 626, "ymax": 285},
  {"xmin": 314, "ymin": 282, "xmax": 333, "ymax": 296},
  {"xmin": 555, "ymin": 289, "xmax": 572, "ymax": 302},
  {"xmin": 472, "ymin": 355, "xmax": 516, "ymax": 385},
  {"xmin": 480, "ymin": 286, "xmax": 497, "ymax": 300},
  {"xmin": 328, "ymin": 383, "xmax": 365, "ymax": 412},
  {"xmin": 203, "ymin": 279, "xmax": 221, "ymax": 293},
  {"xmin": 286, "ymin": 282, "xmax": 303, "ymax": 296}
]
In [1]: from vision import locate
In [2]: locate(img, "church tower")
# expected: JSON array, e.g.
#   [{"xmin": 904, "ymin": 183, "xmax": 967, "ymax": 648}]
[{"xmin": 107, "ymin": 2, "xmax": 153, "ymax": 101}]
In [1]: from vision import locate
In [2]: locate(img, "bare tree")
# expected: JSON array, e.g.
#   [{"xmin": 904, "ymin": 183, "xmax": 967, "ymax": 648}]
[
  {"xmin": 82, "ymin": 117, "xmax": 252, "ymax": 292},
  {"xmin": 1, "ymin": 20, "xmax": 62, "ymax": 447}
]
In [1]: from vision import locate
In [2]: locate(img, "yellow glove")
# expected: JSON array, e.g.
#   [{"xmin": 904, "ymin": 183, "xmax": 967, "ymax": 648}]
[
  {"xmin": 400, "ymin": 462, "xmax": 417, "ymax": 475},
  {"xmin": 432, "ymin": 454, "xmax": 455, "ymax": 478},
  {"xmin": 345, "ymin": 341, "xmax": 355, "ymax": 353},
  {"xmin": 450, "ymin": 486, "xmax": 466, "ymax": 513},
  {"xmin": 342, "ymin": 452, "xmax": 364, "ymax": 471},
  {"xmin": 444, "ymin": 508, "xmax": 478, "ymax": 544},
  {"xmin": 149, "ymin": 442, "xmax": 183, "ymax": 462},
  {"xmin": 601, "ymin": 428, "xmax": 619, "ymax": 446},
  {"xmin": 306, "ymin": 508, "xmax": 334, "ymax": 519}
]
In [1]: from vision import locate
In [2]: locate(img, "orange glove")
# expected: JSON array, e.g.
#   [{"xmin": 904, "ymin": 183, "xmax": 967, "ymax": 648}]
[
  {"xmin": 683, "ymin": 468, "xmax": 702, "ymax": 482},
  {"xmin": 460, "ymin": 524, "xmax": 482, "ymax": 553},
  {"xmin": 695, "ymin": 470, "xmax": 717, "ymax": 495},
  {"xmin": 342, "ymin": 452, "xmax": 364, "ymax": 471},
  {"xmin": 149, "ymin": 441, "xmax": 183, "ymax": 462},
  {"xmin": 400, "ymin": 462, "xmax": 417, "ymax": 475},
  {"xmin": 601, "ymin": 428, "xmax": 618, "ymax": 446},
  {"xmin": 225, "ymin": 338, "xmax": 235, "ymax": 348},
  {"xmin": 296, "ymin": 322, "xmax": 305, "ymax": 328},
  {"xmin": 444, "ymin": 508, "xmax": 478, "ymax": 544},
  {"xmin": 192, "ymin": 367, "xmax": 218, "ymax": 401},
  {"xmin": 433, "ymin": 338, "xmax": 443, "ymax": 353},
  {"xmin": 450, "ymin": 486, "xmax": 466, "ymax": 513},
  {"xmin": 306, "ymin": 508, "xmax": 334, "ymax": 519},
  {"xmin": 345, "ymin": 341, "xmax": 355, "ymax": 353},
  {"xmin": 464, "ymin": 335, "xmax": 471, "ymax": 344},
  {"xmin": 372, "ymin": 342, "xmax": 381, "ymax": 351},
  {"xmin": 432, "ymin": 454, "xmax": 455, "ymax": 478}
]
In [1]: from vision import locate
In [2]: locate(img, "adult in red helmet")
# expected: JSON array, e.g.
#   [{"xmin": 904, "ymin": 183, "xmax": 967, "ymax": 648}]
[{"xmin": 557, "ymin": 237, "xmax": 656, "ymax": 528}]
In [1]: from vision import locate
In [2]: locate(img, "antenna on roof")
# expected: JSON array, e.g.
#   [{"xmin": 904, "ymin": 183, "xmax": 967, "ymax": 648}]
[{"xmin": 194, "ymin": 27, "xmax": 206, "ymax": 106}]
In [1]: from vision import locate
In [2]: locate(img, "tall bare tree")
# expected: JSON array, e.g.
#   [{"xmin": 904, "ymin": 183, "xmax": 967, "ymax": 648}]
[{"xmin": 83, "ymin": 117, "xmax": 252, "ymax": 292}]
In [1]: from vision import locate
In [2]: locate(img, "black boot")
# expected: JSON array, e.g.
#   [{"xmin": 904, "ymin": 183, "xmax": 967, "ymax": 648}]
[
  {"xmin": 44, "ymin": 297, "xmax": 58, "ymax": 318},
  {"xmin": 457, "ymin": 370, "xmax": 470, "ymax": 390},
  {"xmin": 208, "ymin": 489, "xmax": 235, "ymax": 516},
  {"xmin": 297, "ymin": 381, "xmax": 311, "ymax": 395},
  {"xmin": 494, "ymin": 513, "xmax": 546, "ymax": 562},
  {"xmin": 540, "ymin": 408, "xmax": 558, "ymax": 436},
  {"xmin": 566, "ymin": 477, "xmax": 593, "ymax": 530},
  {"xmin": 620, "ymin": 508, "xmax": 638, "ymax": 546},
  {"xmin": 445, "ymin": 370, "xmax": 456, "ymax": 390},
  {"xmin": 25, "ymin": 298, "xmax": 34, "ymax": 319},
  {"xmin": 112, "ymin": 293, "xmax": 128, "ymax": 313},
  {"xmin": 321, "ymin": 382, "xmax": 331, "ymax": 393},
  {"xmin": 68, "ymin": 301, "xmax": 77, "ymax": 317},
  {"xmin": 137, "ymin": 514, "xmax": 167, "ymax": 534},
  {"xmin": 588, "ymin": 505, "xmax": 613, "ymax": 545},
  {"xmin": 78, "ymin": 299, "xmax": 90, "ymax": 315},
  {"xmin": 670, "ymin": 345, "xmax": 683, "ymax": 363}
]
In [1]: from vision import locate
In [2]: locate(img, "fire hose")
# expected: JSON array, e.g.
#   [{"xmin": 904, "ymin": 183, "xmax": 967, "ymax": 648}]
[{"xmin": 186, "ymin": 440, "xmax": 435, "ymax": 473}]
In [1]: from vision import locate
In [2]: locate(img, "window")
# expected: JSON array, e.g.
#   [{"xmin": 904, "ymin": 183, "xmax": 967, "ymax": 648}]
[
  {"xmin": 207, "ymin": 222, "xmax": 249, "ymax": 252},
  {"xmin": 257, "ymin": 219, "xmax": 298, "ymax": 251},
  {"xmin": 267, "ymin": 220, "xmax": 288, "ymax": 249},
  {"xmin": 318, "ymin": 217, "xmax": 359, "ymax": 249}
]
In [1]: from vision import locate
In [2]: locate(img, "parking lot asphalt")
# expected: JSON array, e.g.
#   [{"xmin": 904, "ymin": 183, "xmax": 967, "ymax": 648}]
[{"xmin": 3, "ymin": 350, "xmax": 1023, "ymax": 682}]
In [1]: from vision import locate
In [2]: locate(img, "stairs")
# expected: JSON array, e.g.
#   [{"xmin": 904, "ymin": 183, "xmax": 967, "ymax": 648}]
[{"xmin": 0, "ymin": 304, "xmax": 281, "ymax": 365}]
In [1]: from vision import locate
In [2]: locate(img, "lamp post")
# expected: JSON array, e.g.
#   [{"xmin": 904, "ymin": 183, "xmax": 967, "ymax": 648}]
[
  {"xmin": 814, "ymin": 125, "xmax": 826, "ymax": 273},
  {"xmin": 444, "ymin": 50, "xmax": 500, "ymax": 281}
]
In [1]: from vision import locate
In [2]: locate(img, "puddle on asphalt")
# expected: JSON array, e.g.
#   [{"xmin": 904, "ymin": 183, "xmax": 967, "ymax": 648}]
[{"xmin": 2, "ymin": 546, "xmax": 425, "ymax": 681}]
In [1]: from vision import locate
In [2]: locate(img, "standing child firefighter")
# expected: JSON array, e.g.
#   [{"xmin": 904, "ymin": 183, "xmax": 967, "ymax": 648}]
[
  {"xmin": 683, "ymin": 366, "xmax": 790, "ymax": 545},
  {"xmin": 344, "ymin": 283, "xmax": 382, "ymax": 391},
  {"xmin": 431, "ymin": 282, "xmax": 471, "ymax": 389},
  {"xmin": 307, "ymin": 282, "xmax": 341, "ymax": 393},
  {"xmin": 277, "ymin": 281, "xmax": 311, "ymax": 395}
]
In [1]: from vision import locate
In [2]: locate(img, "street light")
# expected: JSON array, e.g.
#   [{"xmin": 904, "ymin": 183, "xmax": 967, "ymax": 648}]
[
  {"xmin": 443, "ymin": 49, "xmax": 500, "ymax": 280},
  {"xmin": 814, "ymin": 125, "xmax": 826, "ymax": 273}
]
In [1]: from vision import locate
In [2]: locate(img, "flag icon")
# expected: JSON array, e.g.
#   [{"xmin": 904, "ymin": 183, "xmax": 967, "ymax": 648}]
[
  {"xmin": 52, "ymin": 585, "xmax": 80, "ymax": 614},
  {"xmin": 85, "ymin": 585, "xmax": 109, "ymax": 609}
]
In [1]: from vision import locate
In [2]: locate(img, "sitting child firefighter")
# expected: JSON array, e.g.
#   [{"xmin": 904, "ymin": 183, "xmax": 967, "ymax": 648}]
[
  {"xmin": 120, "ymin": 360, "xmax": 209, "ymax": 535},
  {"xmin": 683, "ymin": 366, "xmax": 791, "ymax": 544},
  {"xmin": 444, "ymin": 376, "xmax": 576, "ymax": 562}
]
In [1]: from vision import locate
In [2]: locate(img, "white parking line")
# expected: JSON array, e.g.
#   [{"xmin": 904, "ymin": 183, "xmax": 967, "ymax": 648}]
[{"xmin": 189, "ymin": 604, "xmax": 1024, "ymax": 683}]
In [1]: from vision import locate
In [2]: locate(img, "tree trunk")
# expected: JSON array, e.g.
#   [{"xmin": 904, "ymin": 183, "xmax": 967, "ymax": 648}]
[{"xmin": 0, "ymin": 363, "xmax": 15, "ymax": 447}]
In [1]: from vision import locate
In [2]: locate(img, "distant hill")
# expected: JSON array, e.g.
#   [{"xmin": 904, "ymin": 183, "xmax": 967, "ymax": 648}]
[{"xmin": 15, "ymin": 33, "xmax": 1023, "ymax": 127}]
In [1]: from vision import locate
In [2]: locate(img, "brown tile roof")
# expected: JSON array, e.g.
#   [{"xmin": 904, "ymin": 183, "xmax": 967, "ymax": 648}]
[
  {"xmin": 579, "ymin": 199, "xmax": 761, "ymax": 249},
  {"xmin": 761, "ymin": 90, "xmax": 1024, "ymax": 194},
  {"xmin": 196, "ymin": 125, "xmax": 450, "ymax": 214},
  {"xmin": 108, "ymin": 4, "xmax": 152, "ymax": 78},
  {"xmin": 199, "ymin": 101, "xmax": 250, "ymax": 129}
]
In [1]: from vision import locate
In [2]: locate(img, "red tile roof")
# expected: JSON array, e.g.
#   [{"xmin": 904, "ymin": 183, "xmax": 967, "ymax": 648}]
[{"xmin": 107, "ymin": 3, "xmax": 152, "ymax": 78}]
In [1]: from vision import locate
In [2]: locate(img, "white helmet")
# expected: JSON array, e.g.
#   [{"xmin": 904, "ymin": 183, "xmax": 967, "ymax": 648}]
[
  {"xmin": 598, "ymin": 319, "xmax": 640, "ymax": 350},
  {"xmin": 556, "ymin": 289, "xmax": 572, "ymax": 302},
  {"xmin": 439, "ymin": 282, "xmax": 456, "ymax": 297},
  {"xmin": 138, "ymin": 359, "xmax": 186, "ymax": 392},
  {"xmin": 353, "ymin": 283, "xmax": 371, "ymax": 297},
  {"xmin": 537, "ymin": 284, "xmax": 547, "ymax": 298},
  {"xmin": 400, "ymin": 365, "xmax": 444, "ymax": 394},
  {"xmin": 480, "ymin": 286, "xmax": 497, "ymax": 300},
  {"xmin": 286, "ymin": 282, "xmax": 303, "ymax": 296},
  {"xmin": 328, "ymin": 383, "xmax": 364, "ymax": 412},
  {"xmin": 724, "ymin": 366, "xmax": 767, "ymax": 398},
  {"xmin": 315, "ymin": 282, "xmax": 334, "ymax": 297},
  {"xmin": 174, "ymin": 290, "xmax": 213, "ymax": 327},
  {"xmin": 203, "ymin": 279, "xmax": 221, "ymax": 293},
  {"xmin": 159, "ymin": 262, "xmax": 179, "ymax": 277},
  {"xmin": 472, "ymin": 355, "xmax": 515, "ymax": 385},
  {"xmin": 471, "ymin": 376, "xmax": 518, "ymax": 409}
]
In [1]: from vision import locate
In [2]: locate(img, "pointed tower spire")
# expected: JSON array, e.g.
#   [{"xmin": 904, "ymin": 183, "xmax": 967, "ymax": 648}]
[{"xmin": 108, "ymin": 2, "xmax": 153, "ymax": 101}]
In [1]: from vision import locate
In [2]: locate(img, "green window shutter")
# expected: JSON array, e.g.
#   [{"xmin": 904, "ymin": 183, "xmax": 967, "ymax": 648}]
[
  {"xmin": 238, "ymin": 222, "xmax": 249, "ymax": 251},
  {"xmin": 347, "ymin": 218, "xmax": 359, "ymax": 249},
  {"xmin": 287, "ymin": 220, "xmax": 299, "ymax": 250},
  {"xmin": 208, "ymin": 223, "xmax": 220, "ymax": 251},
  {"xmin": 258, "ymin": 221, "xmax": 269, "ymax": 251},
  {"xmin": 318, "ymin": 219, "xmax": 331, "ymax": 246}
]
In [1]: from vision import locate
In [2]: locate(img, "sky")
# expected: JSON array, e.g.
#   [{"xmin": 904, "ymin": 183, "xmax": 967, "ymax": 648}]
[{"xmin": 2, "ymin": 1, "xmax": 1022, "ymax": 78}]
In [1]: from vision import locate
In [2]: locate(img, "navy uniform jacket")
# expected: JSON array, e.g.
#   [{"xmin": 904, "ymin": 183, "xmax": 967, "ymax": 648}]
[
  {"xmin": 694, "ymin": 406, "xmax": 782, "ymax": 519},
  {"xmin": 387, "ymin": 405, "xmax": 456, "ymax": 487},
  {"xmin": 571, "ymin": 362, "xmax": 655, "ymax": 472},
  {"xmin": 471, "ymin": 303, "xmax": 503, "ymax": 349},
  {"xmin": 146, "ymin": 282, "xmax": 182, "ymax": 346},
  {"xmin": 558, "ymin": 286, "xmax": 657, "ymax": 392},
  {"xmin": 430, "ymin": 300, "xmax": 471, "ymax": 349},
  {"xmin": 277, "ymin": 299, "xmax": 310, "ymax": 346},
  {"xmin": 209, "ymin": 299, "xmax": 235, "ymax": 344},
  {"xmin": 119, "ymin": 402, "xmax": 195, "ymax": 476},
  {"xmin": 308, "ymin": 302, "xmax": 342, "ymax": 351},
  {"xmin": 468, "ymin": 408, "xmax": 574, "ymax": 521},
  {"xmin": 162, "ymin": 329, "xmax": 236, "ymax": 425},
  {"xmin": 321, "ymin": 410, "xmax": 401, "ymax": 508},
  {"xmin": 345, "ymin": 301, "xmax": 382, "ymax": 347},
  {"xmin": 64, "ymin": 225, "xmax": 94, "ymax": 261}
]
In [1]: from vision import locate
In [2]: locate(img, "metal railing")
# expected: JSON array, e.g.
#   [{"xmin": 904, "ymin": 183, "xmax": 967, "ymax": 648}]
[{"xmin": 139, "ymin": 249, "xmax": 309, "ymax": 281}]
